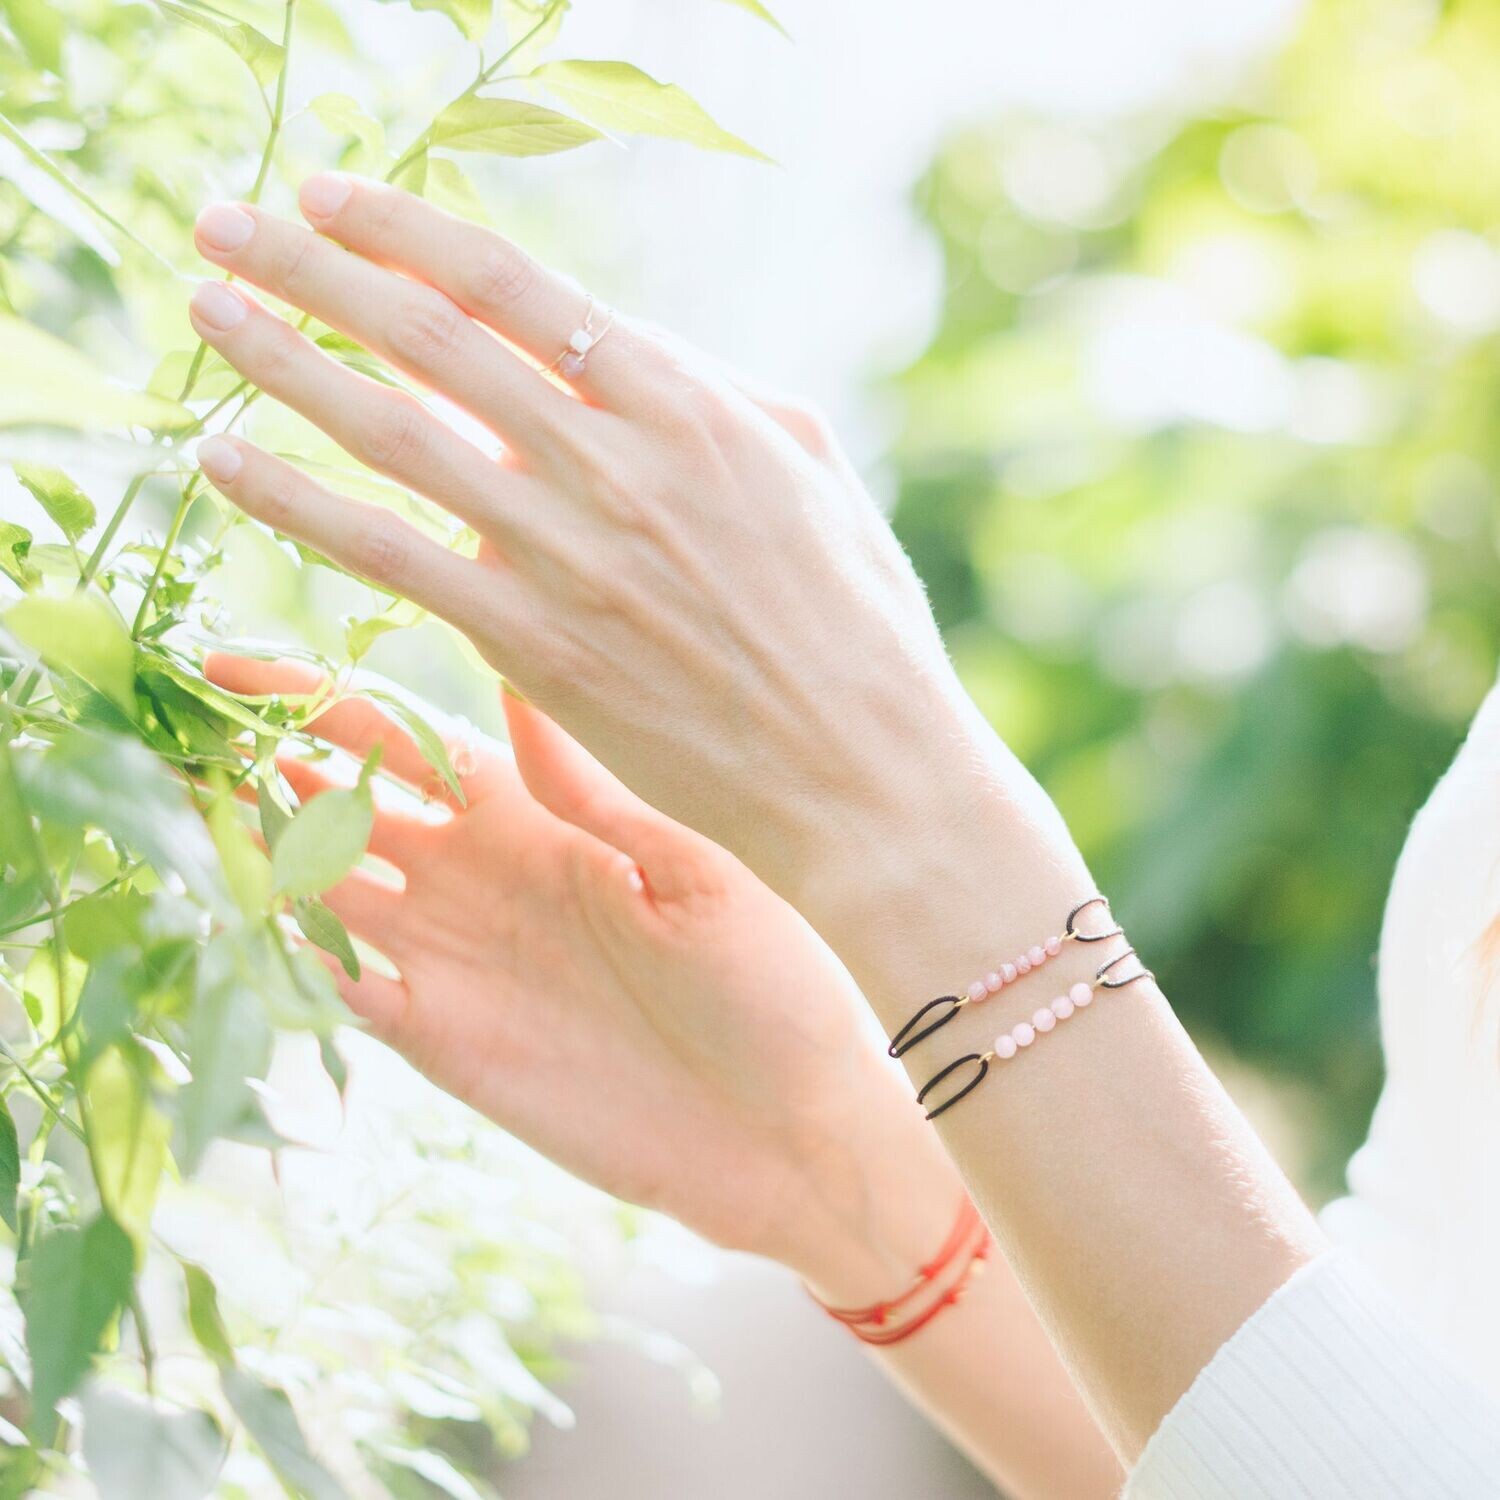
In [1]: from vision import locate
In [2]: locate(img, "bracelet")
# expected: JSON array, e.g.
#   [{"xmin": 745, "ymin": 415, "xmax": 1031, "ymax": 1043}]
[
  {"xmin": 810, "ymin": 1198, "xmax": 991, "ymax": 1346},
  {"xmin": 887, "ymin": 896, "xmax": 1122, "ymax": 1059},
  {"xmin": 916, "ymin": 949, "xmax": 1154, "ymax": 1121}
]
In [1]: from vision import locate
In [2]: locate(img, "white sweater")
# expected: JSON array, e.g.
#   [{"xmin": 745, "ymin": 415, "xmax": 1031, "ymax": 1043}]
[{"xmin": 1126, "ymin": 673, "xmax": 1500, "ymax": 1497}]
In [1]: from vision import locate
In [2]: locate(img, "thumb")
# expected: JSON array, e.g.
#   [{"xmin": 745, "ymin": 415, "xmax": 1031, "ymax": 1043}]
[{"xmin": 501, "ymin": 689, "xmax": 714, "ymax": 904}]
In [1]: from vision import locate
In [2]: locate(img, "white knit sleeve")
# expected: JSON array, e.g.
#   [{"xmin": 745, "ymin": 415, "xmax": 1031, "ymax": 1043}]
[{"xmin": 1124, "ymin": 1253, "xmax": 1500, "ymax": 1500}]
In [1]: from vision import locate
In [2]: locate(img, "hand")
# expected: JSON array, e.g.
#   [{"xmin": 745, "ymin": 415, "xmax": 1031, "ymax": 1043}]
[
  {"xmin": 205, "ymin": 655, "xmax": 959, "ymax": 1298},
  {"xmin": 185, "ymin": 177, "xmax": 1044, "ymax": 929}
]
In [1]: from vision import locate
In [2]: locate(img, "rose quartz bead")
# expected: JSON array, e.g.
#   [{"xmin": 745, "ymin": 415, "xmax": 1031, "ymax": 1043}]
[
  {"xmin": 1032, "ymin": 1007, "xmax": 1056, "ymax": 1033},
  {"xmin": 1027, "ymin": 945, "xmax": 1046, "ymax": 968},
  {"xmin": 1000, "ymin": 963, "xmax": 1018, "ymax": 984},
  {"xmin": 1012, "ymin": 1021, "xmax": 1036, "ymax": 1048},
  {"xmin": 993, "ymin": 1033, "xmax": 1018, "ymax": 1060},
  {"xmin": 985, "ymin": 971, "xmax": 1003, "ymax": 994},
  {"xmin": 1015, "ymin": 955, "xmax": 1032, "ymax": 975},
  {"xmin": 1070, "ymin": 981, "xmax": 1093, "ymax": 1008},
  {"xmin": 1051, "ymin": 995, "xmax": 1075, "ymax": 1021},
  {"xmin": 967, "ymin": 979, "xmax": 988, "ymax": 1003},
  {"xmin": 1045, "ymin": 935, "xmax": 1062, "ymax": 956}
]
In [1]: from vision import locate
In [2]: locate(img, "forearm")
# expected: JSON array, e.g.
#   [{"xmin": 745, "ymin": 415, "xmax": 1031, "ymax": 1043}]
[
  {"xmin": 784, "ymin": 1065, "xmax": 1120, "ymax": 1499},
  {"xmin": 789, "ymin": 699, "xmax": 1324, "ymax": 1461}
]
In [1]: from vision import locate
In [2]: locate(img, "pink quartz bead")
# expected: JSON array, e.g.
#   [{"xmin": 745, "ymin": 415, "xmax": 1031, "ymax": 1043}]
[
  {"xmin": 1051, "ymin": 994, "xmax": 1075, "ymax": 1021},
  {"xmin": 967, "ymin": 979, "xmax": 988, "ymax": 1003},
  {"xmin": 1012, "ymin": 1021, "xmax": 1036, "ymax": 1048},
  {"xmin": 1000, "ymin": 963, "xmax": 1018, "ymax": 984},
  {"xmin": 993, "ymin": 1033, "xmax": 1018, "ymax": 1060},
  {"xmin": 1015, "ymin": 955, "xmax": 1032, "ymax": 975},
  {"xmin": 1070, "ymin": 981, "xmax": 1093, "ymax": 1008},
  {"xmin": 985, "ymin": 971, "xmax": 1003, "ymax": 994},
  {"xmin": 1032, "ymin": 1007, "xmax": 1056, "ymax": 1033},
  {"xmin": 1027, "ymin": 944, "xmax": 1046, "ymax": 967},
  {"xmin": 1045, "ymin": 935, "xmax": 1062, "ymax": 956}
]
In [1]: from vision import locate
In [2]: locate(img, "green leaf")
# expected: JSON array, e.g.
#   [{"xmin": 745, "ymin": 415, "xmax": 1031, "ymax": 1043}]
[
  {"xmin": 87, "ymin": 1047, "xmax": 172, "ymax": 1247},
  {"xmin": 206, "ymin": 791, "xmax": 273, "ymax": 917},
  {"xmin": 307, "ymin": 93, "xmax": 387, "ymax": 157},
  {"xmin": 318, "ymin": 1033, "xmax": 348, "ymax": 1098},
  {"xmin": 0, "ymin": 742, "xmax": 38, "ymax": 882},
  {"xmin": 271, "ymin": 785, "xmax": 373, "ymax": 898},
  {"xmin": 80, "ymin": 1386, "xmax": 226, "ymax": 1500},
  {"xmin": 0, "ymin": 1099, "xmax": 19, "ymax": 1235},
  {"xmin": 364, "ymin": 689, "xmax": 465, "ymax": 805},
  {"xmin": 257, "ymin": 776, "xmax": 294, "ymax": 850},
  {"xmin": 221, "ymin": 1366, "xmax": 349, "ymax": 1500},
  {"xmin": 2, "ymin": 0, "xmax": 64, "ymax": 72},
  {"xmin": 293, "ymin": 897, "xmax": 359, "ymax": 980},
  {"xmin": 0, "ymin": 521, "xmax": 36, "ymax": 589},
  {"xmin": 19, "ymin": 733, "xmax": 226, "ymax": 911},
  {"xmin": 21, "ymin": 1214, "xmax": 135, "ymax": 1425},
  {"xmin": 0, "ymin": 316, "xmax": 193, "ymax": 431},
  {"xmin": 5, "ymin": 595, "xmax": 135, "ymax": 715},
  {"xmin": 529, "ymin": 61, "xmax": 768, "ymax": 159},
  {"xmin": 14, "ymin": 463, "xmax": 95, "ymax": 543},
  {"xmin": 181, "ymin": 1264, "xmax": 235, "ymax": 1368},
  {"xmin": 377, "ymin": 0, "xmax": 491, "ymax": 42},
  {"xmin": 74, "ymin": 954, "xmax": 143, "ymax": 1072},
  {"xmin": 428, "ymin": 96, "xmax": 602, "ymax": 158},
  {"xmin": 155, "ymin": 0, "xmax": 286, "ymax": 87},
  {"xmin": 709, "ymin": 0, "xmax": 788, "ymax": 34},
  {"xmin": 175, "ymin": 933, "xmax": 273, "ymax": 1174},
  {"xmin": 500, "ymin": 0, "xmax": 567, "ymax": 70}
]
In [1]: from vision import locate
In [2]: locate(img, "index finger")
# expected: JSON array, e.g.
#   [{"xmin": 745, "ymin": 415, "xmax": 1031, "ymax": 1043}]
[{"xmin": 296, "ymin": 174, "xmax": 664, "ymax": 408}]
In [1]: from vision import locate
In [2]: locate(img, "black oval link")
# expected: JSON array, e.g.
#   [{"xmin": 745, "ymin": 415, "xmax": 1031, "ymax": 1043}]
[
  {"xmin": 888, "ymin": 994, "xmax": 964, "ymax": 1058},
  {"xmin": 1065, "ymin": 894, "xmax": 1123, "ymax": 944},
  {"xmin": 917, "ymin": 1053, "xmax": 991, "ymax": 1121}
]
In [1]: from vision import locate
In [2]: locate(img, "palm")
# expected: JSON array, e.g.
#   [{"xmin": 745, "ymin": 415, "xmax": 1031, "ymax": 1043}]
[{"xmin": 209, "ymin": 655, "xmax": 880, "ymax": 1256}]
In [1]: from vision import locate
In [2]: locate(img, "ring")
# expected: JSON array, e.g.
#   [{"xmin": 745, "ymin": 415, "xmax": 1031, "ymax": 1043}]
[{"xmin": 548, "ymin": 294, "xmax": 616, "ymax": 380}]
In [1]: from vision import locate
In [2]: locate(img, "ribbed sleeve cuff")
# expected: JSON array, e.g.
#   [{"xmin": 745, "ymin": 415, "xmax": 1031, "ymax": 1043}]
[{"xmin": 1124, "ymin": 1252, "xmax": 1500, "ymax": 1500}]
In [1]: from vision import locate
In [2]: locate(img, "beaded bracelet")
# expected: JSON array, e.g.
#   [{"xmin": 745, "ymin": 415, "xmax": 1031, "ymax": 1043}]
[
  {"xmin": 915, "ymin": 949, "xmax": 1154, "ymax": 1121},
  {"xmin": 887, "ymin": 896, "xmax": 1122, "ymax": 1059},
  {"xmin": 810, "ymin": 1197, "xmax": 991, "ymax": 1346}
]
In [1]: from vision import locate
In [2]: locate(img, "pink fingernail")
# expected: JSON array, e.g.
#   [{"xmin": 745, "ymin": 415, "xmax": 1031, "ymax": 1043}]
[
  {"xmin": 190, "ymin": 280, "xmax": 247, "ymax": 332},
  {"xmin": 196, "ymin": 202, "xmax": 255, "ymax": 252},
  {"xmin": 197, "ymin": 436, "xmax": 243, "ymax": 484},
  {"xmin": 300, "ymin": 173, "xmax": 353, "ymax": 221}
]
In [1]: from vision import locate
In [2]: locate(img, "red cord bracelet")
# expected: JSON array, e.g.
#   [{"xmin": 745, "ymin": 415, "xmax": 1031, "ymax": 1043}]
[{"xmin": 810, "ymin": 1198, "xmax": 990, "ymax": 1345}]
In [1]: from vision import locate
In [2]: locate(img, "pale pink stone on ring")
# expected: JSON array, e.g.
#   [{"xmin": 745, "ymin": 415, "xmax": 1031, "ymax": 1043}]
[
  {"xmin": 569, "ymin": 329, "xmax": 595, "ymax": 355},
  {"xmin": 967, "ymin": 979, "xmax": 988, "ymax": 1003},
  {"xmin": 1045, "ymin": 935, "xmax": 1062, "ymax": 956},
  {"xmin": 1015, "ymin": 955, "xmax": 1032, "ymax": 975},
  {"xmin": 559, "ymin": 352, "xmax": 586, "ymax": 379},
  {"xmin": 1027, "ymin": 944, "xmax": 1046, "ymax": 968},
  {"xmin": 985, "ymin": 971, "xmax": 1004, "ymax": 994},
  {"xmin": 1000, "ymin": 963, "xmax": 1018, "ymax": 984},
  {"xmin": 1070, "ymin": 981, "xmax": 1093, "ymax": 1008},
  {"xmin": 994, "ymin": 1033, "xmax": 1018, "ymax": 1060},
  {"xmin": 1051, "ymin": 995, "xmax": 1075, "ymax": 1021},
  {"xmin": 1032, "ymin": 1007, "xmax": 1056, "ymax": 1034},
  {"xmin": 1012, "ymin": 1021, "xmax": 1036, "ymax": 1048}
]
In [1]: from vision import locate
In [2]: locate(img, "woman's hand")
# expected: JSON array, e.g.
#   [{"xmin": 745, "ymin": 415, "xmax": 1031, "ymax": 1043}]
[
  {"xmin": 186, "ymin": 177, "xmax": 1048, "ymax": 927},
  {"xmin": 205, "ymin": 655, "xmax": 1123, "ymax": 1500},
  {"xmin": 205, "ymin": 653, "xmax": 947, "ymax": 1296}
]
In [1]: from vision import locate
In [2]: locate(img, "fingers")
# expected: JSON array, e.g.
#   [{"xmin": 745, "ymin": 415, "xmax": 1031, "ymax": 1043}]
[
  {"xmin": 196, "ymin": 436, "xmax": 494, "ymax": 630},
  {"xmin": 502, "ymin": 689, "xmax": 712, "ymax": 904},
  {"xmin": 187, "ymin": 279, "xmax": 529, "ymax": 537},
  {"xmin": 321, "ymin": 868, "xmax": 406, "ymax": 945},
  {"xmin": 295, "ymin": 175, "xmax": 655, "ymax": 409},
  {"xmin": 193, "ymin": 200, "xmax": 580, "ymax": 451},
  {"xmin": 312, "ymin": 948, "xmax": 410, "ymax": 1039},
  {"xmin": 204, "ymin": 653, "xmax": 495, "ymax": 810}
]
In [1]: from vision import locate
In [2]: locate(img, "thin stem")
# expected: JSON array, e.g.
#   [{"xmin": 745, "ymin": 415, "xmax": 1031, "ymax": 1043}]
[
  {"xmin": 0, "ymin": 1037, "xmax": 86, "ymax": 1143},
  {"xmin": 385, "ymin": 0, "xmax": 566, "ymax": 184},
  {"xmin": 132, "ymin": 478, "xmax": 202, "ymax": 637},
  {"xmin": 247, "ymin": 0, "xmax": 298, "ymax": 206}
]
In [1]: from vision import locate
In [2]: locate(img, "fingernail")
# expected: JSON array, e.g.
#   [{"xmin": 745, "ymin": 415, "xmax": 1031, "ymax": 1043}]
[
  {"xmin": 197, "ymin": 436, "xmax": 243, "ymax": 484},
  {"xmin": 300, "ymin": 173, "xmax": 353, "ymax": 221},
  {"xmin": 196, "ymin": 202, "xmax": 255, "ymax": 252},
  {"xmin": 190, "ymin": 280, "xmax": 247, "ymax": 332}
]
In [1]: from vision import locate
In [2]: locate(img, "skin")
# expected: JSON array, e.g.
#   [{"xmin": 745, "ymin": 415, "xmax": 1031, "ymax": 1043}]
[
  {"xmin": 188, "ymin": 173, "xmax": 1325, "ymax": 1462},
  {"xmin": 203, "ymin": 653, "xmax": 1120, "ymax": 1499}
]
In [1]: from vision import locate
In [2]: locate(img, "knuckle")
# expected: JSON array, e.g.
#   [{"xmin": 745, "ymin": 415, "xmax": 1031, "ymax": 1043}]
[
  {"xmin": 356, "ymin": 394, "xmax": 428, "ymax": 472},
  {"xmin": 257, "ymin": 467, "xmax": 300, "ymax": 531},
  {"xmin": 275, "ymin": 230, "xmax": 318, "ymax": 295},
  {"xmin": 254, "ymin": 319, "xmax": 303, "ymax": 387},
  {"xmin": 781, "ymin": 400, "xmax": 835, "ymax": 459},
  {"xmin": 366, "ymin": 184, "xmax": 404, "ymax": 237},
  {"xmin": 463, "ymin": 241, "xmax": 537, "ymax": 316},
  {"xmin": 387, "ymin": 290, "xmax": 465, "ymax": 367},
  {"xmin": 350, "ymin": 513, "xmax": 409, "ymax": 586}
]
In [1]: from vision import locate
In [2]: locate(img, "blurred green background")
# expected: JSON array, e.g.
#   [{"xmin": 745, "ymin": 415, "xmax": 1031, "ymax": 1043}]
[{"xmin": 889, "ymin": 0, "xmax": 1500, "ymax": 1191}]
